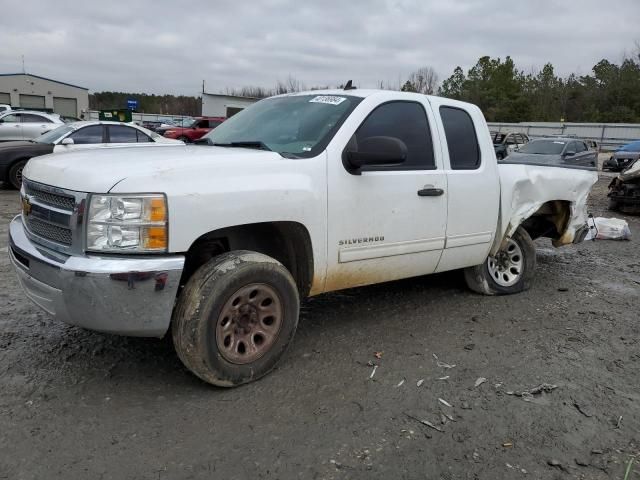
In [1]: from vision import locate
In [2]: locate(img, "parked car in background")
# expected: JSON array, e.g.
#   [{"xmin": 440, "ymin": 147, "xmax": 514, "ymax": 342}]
[
  {"xmin": 608, "ymin": 158, "xmax": 640, "ymax": 214},
  {"xmin": 0, "ymin": 110, "xmax": 63, "ymax": 142},
  {"xmin": 500, "ymin": 138, "xmax": 597, "ymax": 169},
  {"xmin": 163, "ymin": 116, "xmax": 225, "ymax": 142},
  {"xmin": 602, "ymin": 140, "xmax": 640, "ymax": 172},
  {"xmin": 0, "ymin": 121, "xmax": 183, "ymax": 188},
  {"xmin": 0, "ymin": 104, "xmax": 11, "ymax": 113},
  {"xmin": 491, "ymin": 131, "xmax": 529, "ymax": 159}
]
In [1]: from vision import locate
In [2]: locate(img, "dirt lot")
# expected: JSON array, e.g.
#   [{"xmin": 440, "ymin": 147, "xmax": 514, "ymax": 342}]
[{"xmin": 0, "ymin": 171, "xmax": 639, "ymax": 480}]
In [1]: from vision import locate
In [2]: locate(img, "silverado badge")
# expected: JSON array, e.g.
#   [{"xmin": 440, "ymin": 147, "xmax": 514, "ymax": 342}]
[{"xmin": 21, "ymin": 195, "xmax": 32, "ymax": 216}]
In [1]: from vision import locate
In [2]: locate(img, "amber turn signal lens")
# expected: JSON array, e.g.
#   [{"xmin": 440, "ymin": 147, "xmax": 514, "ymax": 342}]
[
  {"xmin": 142, "ymin": 226, "xmax": 167, "ymax": 250},
  {"xmin": 149, "ymin": 198, "xmax": 167, "ymax": 222}
]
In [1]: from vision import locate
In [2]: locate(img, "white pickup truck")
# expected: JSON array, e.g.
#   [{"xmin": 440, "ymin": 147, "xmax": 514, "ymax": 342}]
[{"xmin": 9, "ymin": 89, "xmax": 597, "ymax": 386}]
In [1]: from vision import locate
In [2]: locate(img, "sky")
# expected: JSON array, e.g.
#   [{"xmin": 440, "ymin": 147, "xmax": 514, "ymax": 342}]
[{"xmin": 0, "ymin": 0, "xmax": 638, "ymax": 96}]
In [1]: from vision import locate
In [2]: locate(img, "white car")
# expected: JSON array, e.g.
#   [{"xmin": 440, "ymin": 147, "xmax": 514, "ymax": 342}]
[
  {"xmin": 0, "ymin": 104, "xmax": 11, "ymax": 113},
  {"xmin": 0, "ymin": 110, "xmax": 64, "ymax": 141},
  {"xmin": 0, "ymin": 121, "xmax": 183, "ymax": 188}
]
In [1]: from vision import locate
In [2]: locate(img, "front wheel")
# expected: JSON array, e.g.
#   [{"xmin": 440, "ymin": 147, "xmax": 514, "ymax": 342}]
[
  {"xmin": 8, "ymin": 159, "xmax": 27, "ymax": 189},
  {"xmin": 172, "ymin": 251, "xmax": 300, "ymax": 387},
  {"xmin": 464, "ymin": 227, "xmax": 536, "ymax": 295}
]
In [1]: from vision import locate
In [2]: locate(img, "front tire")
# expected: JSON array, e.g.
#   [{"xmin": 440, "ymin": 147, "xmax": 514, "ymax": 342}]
[
  {"xmin": 464, "ymin": 227, "xmax": 536, "ymax": 295},
  {"xmin": 8, "ymin": 159, "xmax": 27, "ymax": 189},
  {"xmin": 172, "ymin": 251, "xmax": 300, "ymax": 387}
]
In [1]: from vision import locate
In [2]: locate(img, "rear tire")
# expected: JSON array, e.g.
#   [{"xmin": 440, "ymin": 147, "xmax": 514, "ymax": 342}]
[
  {"xmin": 172, "ymin": 251, "xmax": 300, "ymax": 387},
  {"xmin": 8, "ymin": 159, "xmax": 27, "ymax": 189},
  {"xmin": 464, "ymin": 227, "xmax": 536, "ymax": 295}
]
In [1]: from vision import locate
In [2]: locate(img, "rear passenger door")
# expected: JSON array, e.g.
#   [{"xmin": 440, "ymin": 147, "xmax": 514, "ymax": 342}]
[
  {"xmin": 434, "ymin": 104, "xmax": 501, "ymax": 272},
  {"xmin": 106, "ymin": 125, "xmax": 153, "ymax": 146},
  {"xmin": 20, "ymin": 113, "xmax": 55, "ymax": 139},
  {"xmin": 325, "ymin": 97, "xmax": 447, "ymax": 292}
]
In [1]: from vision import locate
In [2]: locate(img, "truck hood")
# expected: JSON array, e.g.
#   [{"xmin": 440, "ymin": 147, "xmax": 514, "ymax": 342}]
[{"xmin": 23, "ymin": 145, "xmax": 285, "ymax": 192}]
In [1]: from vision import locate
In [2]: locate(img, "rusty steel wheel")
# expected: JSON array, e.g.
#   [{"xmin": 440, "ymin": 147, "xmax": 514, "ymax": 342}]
[
  {"xmin": 172, "ymin": 251, "xmax": 300, "ymax": 387},
  {"xmin": 216, "ymin": 283, "xmax": 283, "ymax": 364}
]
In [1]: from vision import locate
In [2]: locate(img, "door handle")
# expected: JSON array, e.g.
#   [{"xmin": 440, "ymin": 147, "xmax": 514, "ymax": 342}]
[{"xmin": 417, "ymin": 187, "xmax": 444, "ymax": 197}]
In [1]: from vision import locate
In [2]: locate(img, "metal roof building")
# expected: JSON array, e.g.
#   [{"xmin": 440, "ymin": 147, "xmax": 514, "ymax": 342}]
[
  {"xmin": 201, "ymin": 93, "xmax": 259, "ymax": 118},
  {"xmin": 0, "ymin": 73, "xmax": 89, "ymax": 118}
]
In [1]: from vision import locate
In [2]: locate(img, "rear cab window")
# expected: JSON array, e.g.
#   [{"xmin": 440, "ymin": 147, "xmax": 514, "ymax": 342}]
[{"xmin": 439, "ymin": 106, "xmax": 480, "ymax": 170}]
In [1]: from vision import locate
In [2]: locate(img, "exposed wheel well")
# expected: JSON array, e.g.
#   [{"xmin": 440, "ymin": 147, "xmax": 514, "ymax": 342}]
[
  {"xmin": 179, "ymin": 222, "xmax": 314, "ymax": 297},
  {"xmin": 520, "ymin": 200, "xmax": 571, "ymax": 241}
]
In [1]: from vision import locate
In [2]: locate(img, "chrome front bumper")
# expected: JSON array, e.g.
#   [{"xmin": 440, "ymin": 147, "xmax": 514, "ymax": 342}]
[{"xmin": 8, "ymin": 215, "xmax": 185, "ymax": 337}]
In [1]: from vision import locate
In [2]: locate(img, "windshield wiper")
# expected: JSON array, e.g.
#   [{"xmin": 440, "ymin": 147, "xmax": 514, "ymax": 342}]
[{"xmin": 212, "ymin": 141, "xmax": 272, "ymax": 151}]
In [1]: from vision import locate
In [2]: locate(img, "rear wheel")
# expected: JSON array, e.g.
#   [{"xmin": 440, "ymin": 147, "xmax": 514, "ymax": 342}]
[
  {"xmin": 464, "ymin": 227, "xmax": 536, "ymax": 295},
  {"xmin": 172, "ymin": 251, "xmax": 300, "ymax": 387},
  {"xmin": 8, "ymin": 159, "xmax": 27, "ymax": 189}
]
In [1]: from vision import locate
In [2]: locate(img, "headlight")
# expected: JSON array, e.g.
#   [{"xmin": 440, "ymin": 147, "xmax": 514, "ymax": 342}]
[{"xmin": 86, "ymin": 194, "xmax": 168, "ymax": 252}]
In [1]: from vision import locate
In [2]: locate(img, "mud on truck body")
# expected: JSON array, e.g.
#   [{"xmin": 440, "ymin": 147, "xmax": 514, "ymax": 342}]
[{"xmin": 9, "ymin": 89, "xmax": 597, "ymax": 386}]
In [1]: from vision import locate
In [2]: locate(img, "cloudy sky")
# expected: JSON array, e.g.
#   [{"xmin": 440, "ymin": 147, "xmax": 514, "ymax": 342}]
[{"xmin": 1, "ymin": 0, "xmax": 638, "ymax": 95}]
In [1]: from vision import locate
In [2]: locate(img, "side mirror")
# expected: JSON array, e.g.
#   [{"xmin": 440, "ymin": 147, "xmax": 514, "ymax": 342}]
[
  {"xmin": 343, "ymin": 136, "xmax": 407, "ymax": 173},
  {"xmin": 563, "ymin": 150, "xmax": 576, "ymax": 157},
  {"xmin": 60, "ymin": 138, "xmax": 74, "ymax": 146}
]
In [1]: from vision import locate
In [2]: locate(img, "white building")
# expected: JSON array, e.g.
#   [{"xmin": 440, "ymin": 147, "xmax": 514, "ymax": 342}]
[
  {"xmin": 0, "ymin": 73, "xmax": 89, "ymax": 118},
  {"xmin": 201, "ymin": 93, "xmax": 259, "ymax": 118}
]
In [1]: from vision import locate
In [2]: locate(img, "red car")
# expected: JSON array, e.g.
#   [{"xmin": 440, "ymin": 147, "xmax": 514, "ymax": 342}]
[{"xmin": 163, "ymin": 116, "xmax": 225, "ymax": 143}]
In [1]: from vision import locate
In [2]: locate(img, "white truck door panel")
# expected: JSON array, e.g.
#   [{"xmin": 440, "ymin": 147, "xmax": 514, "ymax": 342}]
[
  {"xmin": 325, "ymin": 95, "xmax": 447, "ymax": 292},
  {"xmin": 431, "ymin": 100, "xmax": 501, "ymax": 272}
]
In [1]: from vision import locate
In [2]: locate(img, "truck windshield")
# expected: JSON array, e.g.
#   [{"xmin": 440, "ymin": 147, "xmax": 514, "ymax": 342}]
[{"xmin": 202, "ymin": 94, "xmax": 362, "ymax": 158}]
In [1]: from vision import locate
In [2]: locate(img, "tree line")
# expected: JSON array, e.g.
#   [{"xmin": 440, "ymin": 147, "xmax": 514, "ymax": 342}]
[
  {"xmin": 89, "ymin": 92, "xmax": 202, "ymax": 116},
  {"xmin": 437, "ymin": 52, "xmax": 640, "ymax": 123}
]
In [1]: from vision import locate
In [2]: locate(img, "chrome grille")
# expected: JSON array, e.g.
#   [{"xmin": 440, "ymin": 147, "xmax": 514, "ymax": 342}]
[
  {"xmin": 21, "ymin": 179, "xmax": 86, "ymax": 253},
  {"xmin": 25, "ymin": 217, "xmax": 72, "ymax": 245},
  {"xmin": 24, "ymin": 182, "xmax": 75, "ymax": 210}
]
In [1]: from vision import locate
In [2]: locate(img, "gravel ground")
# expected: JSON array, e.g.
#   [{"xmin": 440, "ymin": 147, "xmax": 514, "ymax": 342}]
[{"xmin": 0, "ymin": 168, "xmax": 638, "ymax": 480}]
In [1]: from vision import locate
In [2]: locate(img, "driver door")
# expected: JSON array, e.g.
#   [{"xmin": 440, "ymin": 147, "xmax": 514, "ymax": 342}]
[{"xmin": 324, "ymin": 97, "xmax": 447, "ymax": 292}]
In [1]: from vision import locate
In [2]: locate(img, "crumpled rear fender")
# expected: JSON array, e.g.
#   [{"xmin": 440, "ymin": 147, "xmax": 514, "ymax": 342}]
[{"xmin": 491, "ymin": 164, "xmax": 598, "ymax": 255}]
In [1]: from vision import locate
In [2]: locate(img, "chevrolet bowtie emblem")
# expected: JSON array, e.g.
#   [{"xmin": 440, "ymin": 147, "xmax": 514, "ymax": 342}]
[{"xmin": 22, "ymin": 195, "xmax": 32, "ymax": 216}]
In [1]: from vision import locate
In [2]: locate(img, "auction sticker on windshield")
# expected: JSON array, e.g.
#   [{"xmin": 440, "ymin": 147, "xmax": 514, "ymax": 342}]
[{"xmin": 309, "ymin": 96, "xmax": 347, "ymax": 105}]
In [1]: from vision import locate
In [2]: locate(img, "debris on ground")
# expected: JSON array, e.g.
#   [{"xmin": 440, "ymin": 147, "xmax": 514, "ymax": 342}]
[
  {"xmin": 396, "ymin": 379, "xmax": 405, "ymax": 388},
  {"xmin": 438, "ymin": 376, "xmax": 450, "ymax": 381},
  {"xmin": 369, "ymin": 365, "xmax": 378, "ymax": 379},
  {"xmin": 615, "ymin": 415, "xmax": 623, "ymax": 429},
  {"xmin": 547, "ymin": 459, "xmax": 568, "ymax": 472},
  {"xmin": 572, "ymin": 400, "xmax": 594, "ymax": 418},
  {"xmin": 505, "ymin": 383, "xmax": 558, "ymax": 399},
  {"xmin": 433, "ymin": 354, "xmax": 457, "ymax": 369},
  {"xmin": 502, "ymin": 442, "xmax": 513, "ymax": 448},
  {"xmin": 404, "ymin": 412, "xmax": 444, "ymax": 433},
  {"xmin": 438, "ymin": 398, "xmax": 453, "ymax": 408},
  {"xmin": 585, "ymin": 217, "xmax": 631, "ymax": 240},
  {"xmin": 374, "ymin": 351, "xmax": 383, "ymax": 359},
  {"xmin": 464, "ymin": 344, "xmax": 475, "ymax": 351},
  {"xmin": 416, "ymin": 379, "xmax": 424, "ymax": 387},
  {"xmin": 474, "ymin": 377, "xmax": 487, "ymax": 388}
]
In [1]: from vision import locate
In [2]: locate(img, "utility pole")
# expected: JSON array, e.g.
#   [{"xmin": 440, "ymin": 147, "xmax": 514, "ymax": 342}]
[
  {"xmin": 202, "ymin": 80, "xmax": 205, "ymax": 94},
  {"xmin": 21, "ymin": 55, "xmax": 25, "ymax": 73}
]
